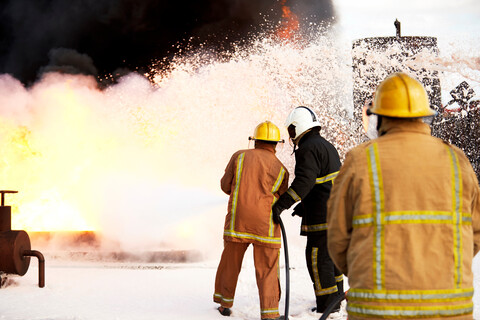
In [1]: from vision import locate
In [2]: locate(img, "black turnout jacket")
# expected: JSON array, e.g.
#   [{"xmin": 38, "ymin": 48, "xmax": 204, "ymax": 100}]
[{"xmin": 276, "ymin": 128, "xmax": 341, "ymax": 237}]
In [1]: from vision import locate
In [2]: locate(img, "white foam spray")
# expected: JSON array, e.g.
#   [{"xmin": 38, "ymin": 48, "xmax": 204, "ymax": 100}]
[{"xmin": 1, "ymin": 25, "xmax": 479, "ymax": 258}]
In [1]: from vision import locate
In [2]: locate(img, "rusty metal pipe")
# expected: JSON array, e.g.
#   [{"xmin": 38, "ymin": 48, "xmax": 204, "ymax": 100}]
[
  {"xmin": 23, "ymin": 250, "xmax": 45, "ymax": 288},
  {"xmin": 1, "ymin": 190, "xmax": 18, "ymax": 207}
]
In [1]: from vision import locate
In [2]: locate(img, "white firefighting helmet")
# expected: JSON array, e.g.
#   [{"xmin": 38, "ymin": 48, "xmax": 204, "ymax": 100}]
[{"xmin": 284, "ymin": 106, "xmax": 321, "ymax": 141}]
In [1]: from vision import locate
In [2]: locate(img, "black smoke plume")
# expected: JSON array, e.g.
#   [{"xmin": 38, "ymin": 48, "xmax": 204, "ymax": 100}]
[{"xmin": 0, "ymin": 0, "xmax": 335, "ymax": 85}]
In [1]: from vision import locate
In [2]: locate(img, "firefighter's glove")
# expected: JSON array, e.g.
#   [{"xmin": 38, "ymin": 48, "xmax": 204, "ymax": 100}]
[
  {"xmin": 291, "ymin": 203, "xmax": 304, "ymax": 218},
  {"xmin": 272, "ymin": 202, "xmax": 285, "ymax": 224}
]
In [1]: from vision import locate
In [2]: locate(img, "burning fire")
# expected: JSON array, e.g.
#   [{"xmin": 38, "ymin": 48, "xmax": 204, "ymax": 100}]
[
  {"xmin": 15, "ymin": 191, "xmax": 93, "ymax": 231},
  {"xmin": 1, "ymin": 27, "xmax": 356, "ymax": 245},
  {"xmin": 0, "ymin": 70, "xmax": 275, "ymax": 236},
  {"xmin": 276, "ymin": 0, "xmax": 300, "ymax": 41},
  {"xmin": 2, "ymin": 76, "xmax": 103, "ymax": 231}
]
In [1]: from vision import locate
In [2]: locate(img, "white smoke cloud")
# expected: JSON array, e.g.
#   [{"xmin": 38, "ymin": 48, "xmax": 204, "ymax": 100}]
[{"xmin": 1, "ymin": 27, "xmax": 356, "ymax": 258}]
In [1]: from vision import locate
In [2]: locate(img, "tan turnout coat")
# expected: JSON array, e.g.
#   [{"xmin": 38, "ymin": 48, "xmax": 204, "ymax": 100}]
[
  {"xmin": 221, "ymin": 143, "xmax": 289, "ymax": 248},
  {"xmin": 327, "ymin": 119, "xmax": 480, "ymax": 320}
]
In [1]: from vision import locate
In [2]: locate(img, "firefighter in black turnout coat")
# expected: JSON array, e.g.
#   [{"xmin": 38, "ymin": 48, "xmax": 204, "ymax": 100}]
[{"xmin": 272, "ymin": 106, "xmax": 344, "ymax": 314}]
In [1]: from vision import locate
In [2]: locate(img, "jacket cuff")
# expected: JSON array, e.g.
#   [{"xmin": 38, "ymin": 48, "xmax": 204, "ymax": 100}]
[{"xmin": 276, "ymin": 188, "xmax": 298, "ymax": 210}]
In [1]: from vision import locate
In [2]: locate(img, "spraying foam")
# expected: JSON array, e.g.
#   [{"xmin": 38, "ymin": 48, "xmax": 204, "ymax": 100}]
[{"xmin": 1, "ymin": 24, "xmax": 479, "ymax": 258}]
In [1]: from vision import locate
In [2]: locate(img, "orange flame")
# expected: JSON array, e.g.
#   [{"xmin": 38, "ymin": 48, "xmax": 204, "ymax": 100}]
[
  {"xmin": 1, "ymin": 71, "xmax": 264, "ymax": 235},
  {"xmin": 276, "ymin": 0, "xmax": 300, "ymax": 41}
]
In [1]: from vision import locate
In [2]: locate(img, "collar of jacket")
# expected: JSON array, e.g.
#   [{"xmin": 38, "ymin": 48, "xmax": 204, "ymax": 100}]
[
  {"xmin": 255, "ymin": 141, "xmax": 277, "ymax": 154},
  {"xmin": 297, "ymin": 128, "xmax": 320, "ymax": 147},
  {"xmin": 379, "ymin": 117, "xmax": 432, "ymax": 136}
]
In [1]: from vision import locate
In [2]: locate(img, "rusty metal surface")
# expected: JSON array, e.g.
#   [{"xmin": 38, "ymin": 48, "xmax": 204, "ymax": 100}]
[
  {"xmin": 0, "ymin": 230, "xmax": 31, "ymax": 276},
  {"xmin": 23, "ymin": 250, "xmax": 45, "ymax": 288},
  {"xmin": 0, "ymin": 190, "xmax": 46, "ymax": 287},
  {"xmin": 0, "ymin": 206, "xmax": 12, "ymax": 232},
  {"xmin": 0, "ymin": 191, "xmax": 16, "ymax": 232}
]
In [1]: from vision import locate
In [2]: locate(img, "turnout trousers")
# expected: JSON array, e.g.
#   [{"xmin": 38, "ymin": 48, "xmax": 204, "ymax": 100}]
[
  {"xmin": 306, "ymin": 234, "xmax": 344, "ymax": 312},
  {"xmin": 214, "ymin": 241, "xmax": 281, "ymax": 319}
]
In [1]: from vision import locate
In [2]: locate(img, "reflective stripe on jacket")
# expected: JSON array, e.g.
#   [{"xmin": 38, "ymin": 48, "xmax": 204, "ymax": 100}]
[
  {"xmin": 327, "ymin": 119, "xmax": 480, "ymax": 319},
  {"xmin": 221, "ymin": 143, "xmax": 289, "ymax": 248}
]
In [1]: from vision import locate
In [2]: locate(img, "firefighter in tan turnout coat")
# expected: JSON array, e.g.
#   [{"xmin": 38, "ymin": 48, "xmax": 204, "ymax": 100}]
[
  {"xmin": 327, "ymin": 72, "xmax": 480, "ymax": 319},
  {"xmin": 214, "ymin": 121, "xmax": 289, "ymax": 320}
]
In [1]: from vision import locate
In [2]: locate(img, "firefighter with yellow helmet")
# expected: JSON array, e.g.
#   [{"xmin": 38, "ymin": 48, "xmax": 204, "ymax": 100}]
[
  {"xmin": 214, "ymin": 121, "xmax": 289, "ymax": 320},
  {"xmin": 327, "ymin": 72, "xmax": 480, "ymax": 319}
]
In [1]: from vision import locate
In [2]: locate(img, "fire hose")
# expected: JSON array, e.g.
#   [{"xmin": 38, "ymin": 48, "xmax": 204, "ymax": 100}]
[
  {"xmin": 278, "ymin": 213, "xmax": 345, "ymax": 320},
  {"xmin": 277, "ymin": 216, "xmax": 290, "ymax": 320}
]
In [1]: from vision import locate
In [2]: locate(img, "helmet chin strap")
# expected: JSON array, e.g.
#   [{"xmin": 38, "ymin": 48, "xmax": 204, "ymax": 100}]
[
  {"xmin": 287, "ymin": 125, "xmax": 298, "ymax": 154},
  {"xmin": 289, "ymin": 138, "xmax": 297, "ymax": 155}
]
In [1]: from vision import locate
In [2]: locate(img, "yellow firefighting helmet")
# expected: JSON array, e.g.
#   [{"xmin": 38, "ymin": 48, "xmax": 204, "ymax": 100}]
[
  {"xmin": 368, "ymin": 72, "xmax": 436, "ymax": 118},
  {"xmin": 250, "ymin": 121, "xmax": 284, "ymax": 143}
]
